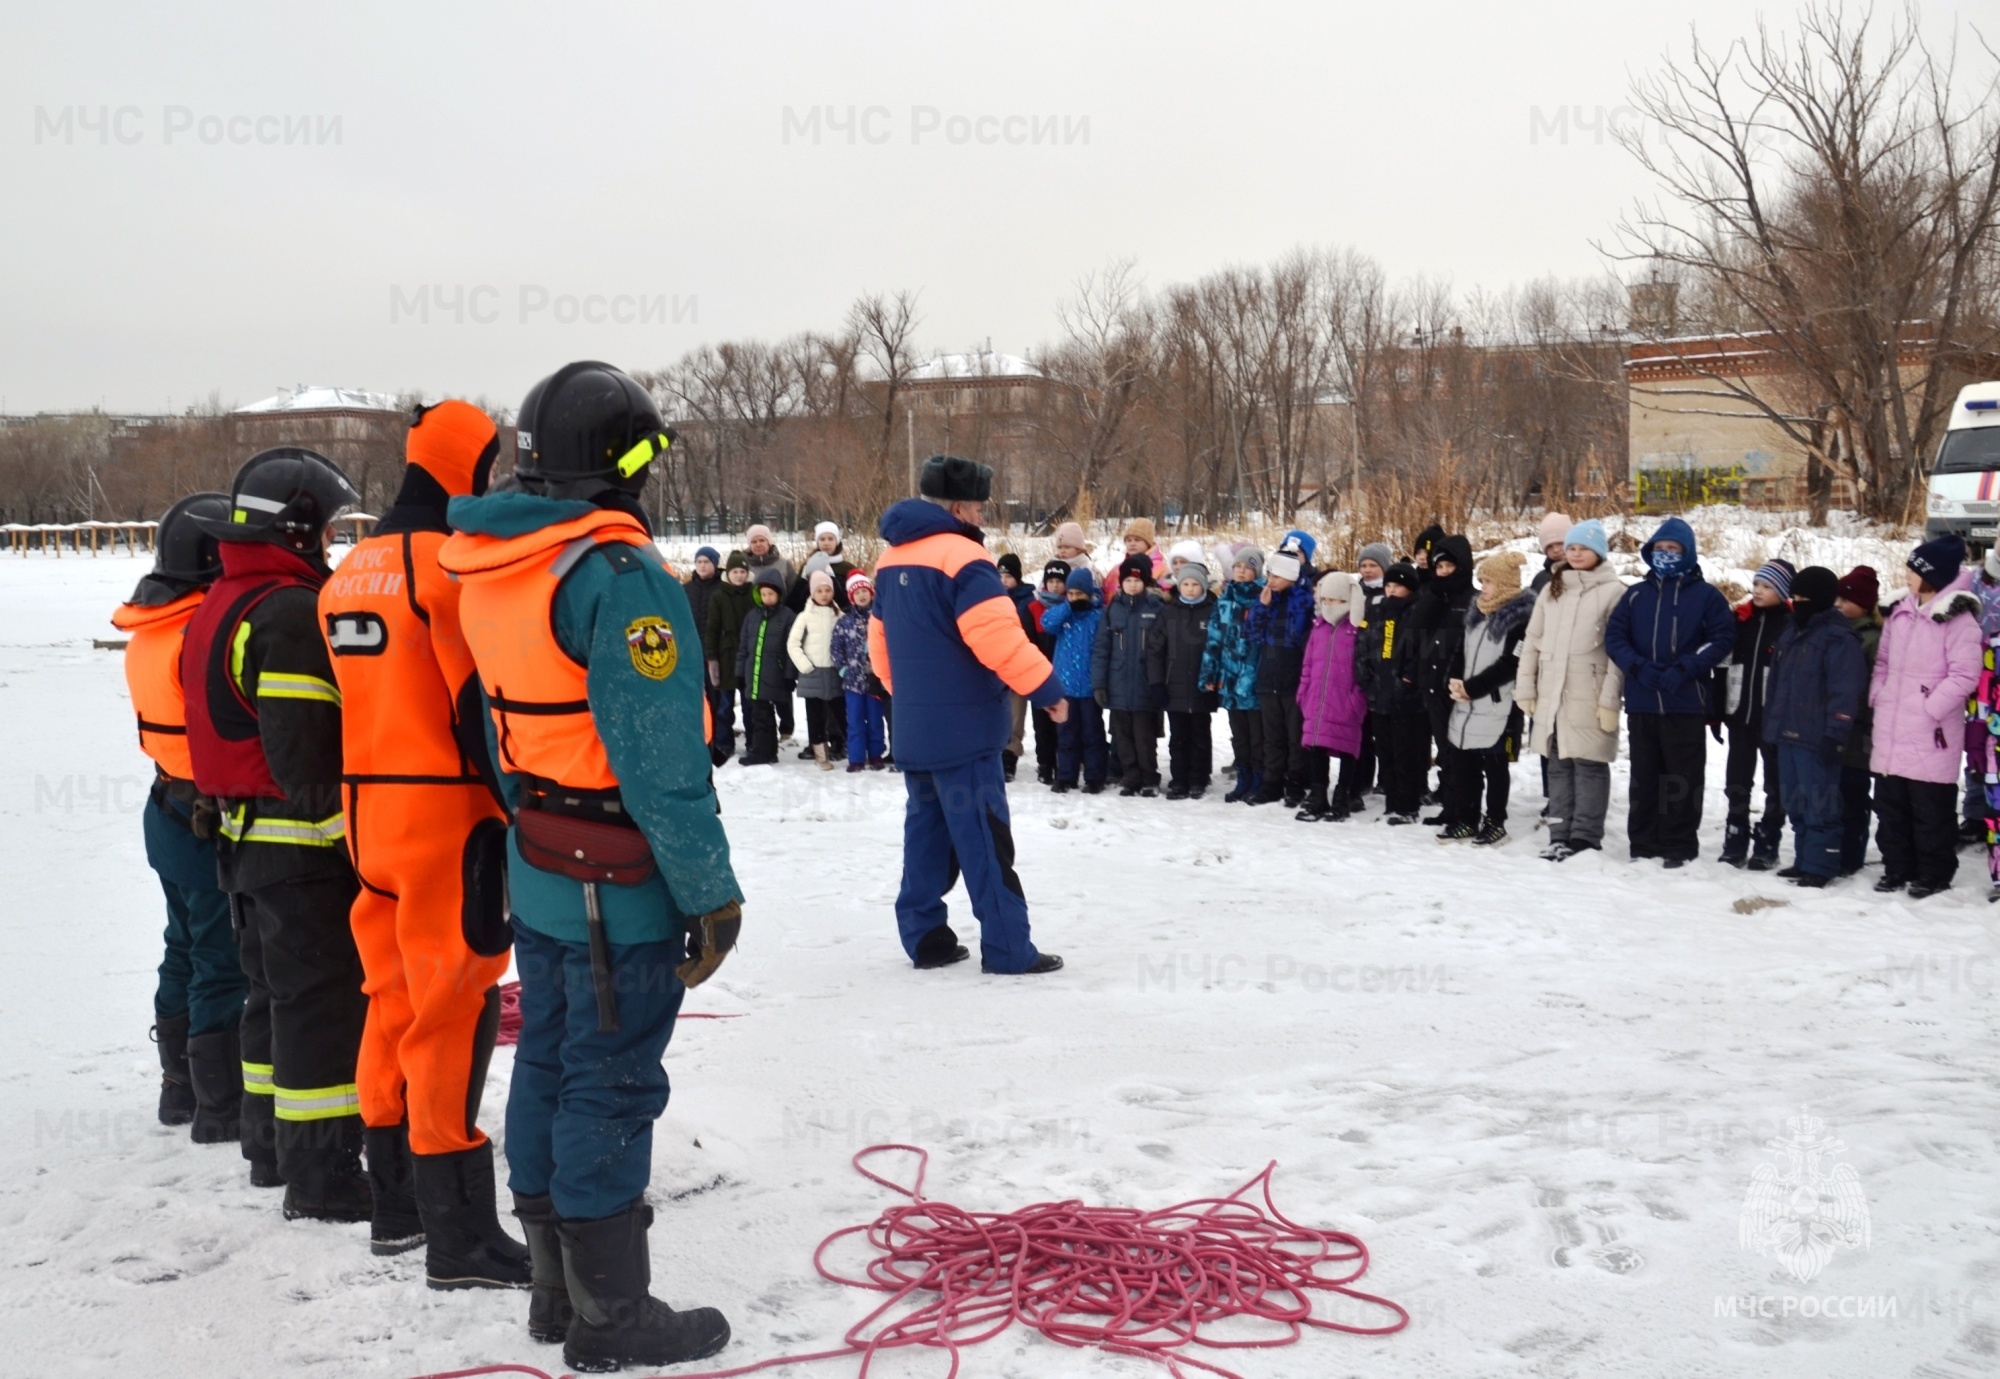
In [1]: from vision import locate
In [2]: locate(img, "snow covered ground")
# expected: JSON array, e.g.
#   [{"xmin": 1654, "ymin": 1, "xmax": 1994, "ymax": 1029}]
[{"xmin": 1, "ymin": 544, "xmax": 1995, "ymax": 1379}]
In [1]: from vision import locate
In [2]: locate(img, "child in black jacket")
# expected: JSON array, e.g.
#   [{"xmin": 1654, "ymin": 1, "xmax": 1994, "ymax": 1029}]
[
  {"xmin": 735, "ymin": 566, "xmax": 797, "ymax": 766},
  {"xmin": 1716, "ymin": 559, "xmax": 1795, "ymax": 869},
  {"xmin": 1151, "ymin": 559, "xmax": 1219, "ymax": 798},
  {"xmin": 1360, "ymin": 563, "xmax": 1428, "ymax": 822}
]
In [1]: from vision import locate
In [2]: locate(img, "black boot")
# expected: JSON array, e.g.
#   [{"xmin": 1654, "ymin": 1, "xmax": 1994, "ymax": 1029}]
[
  {"xmin": 414, "ymin": 1142, "xmax": 532, "ymax": 1289},
  {"xmin": 557, "ymin": 1203, "xmax": 730, "ymax": 1372},
  {"xmin": 185, "ymin": 1027, "xmax": 242, "ymax": 1146},
  {"xmin": 913, "ymin": 924, "xmax": 969, "ymax": 970},
  {"xmin": 1745, "ymin": 821, "xmax": 1781, "ymax": 872},
  {"xmin": 514, "ymin": 1193, "xmax": 573, "ymax": 1344},
  {"xmin": 281, "ymin": 1116, "xmax": 374, "ymax": 1222},
  {"xmin": 1719, "ymin": 817, "xmax": 1750, "ymax": 868},
  {"xmin": 364, "ymin": 1123, "xmax": 426, "ymax": 1256},
  {"xmin": 152, "ymin": 1014, "xmax": 196, "ymax": 1127}
]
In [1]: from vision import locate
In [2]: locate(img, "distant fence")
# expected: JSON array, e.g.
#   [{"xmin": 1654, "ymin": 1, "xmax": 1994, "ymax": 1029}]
[{"xmin": 2, "ymin": 514, "xmax": 379, "ymax": 555}]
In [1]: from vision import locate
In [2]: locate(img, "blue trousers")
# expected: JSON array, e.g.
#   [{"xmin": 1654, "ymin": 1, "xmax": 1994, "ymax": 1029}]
[
  {"xmin": 142, "ymin": 794, "xmax": 246, "ymax": 1035},
  {"xmin": 1055, "ymin": 696, "xmax": 1109, "ymax": 785},
  {"xmin": 1778, "ymin": 743, "xmax": 1843, "ymax": 879},
  {"xmin": 845, "ymin": 690, "xmax": 887, "ymax": 765},
  {"xmin": 895, "ymin": 753, "xmax": 1039, "ymax": 973},
  {"xmin": 505, "ymin": 921, "xmax": 686, "ymax": 1221}
]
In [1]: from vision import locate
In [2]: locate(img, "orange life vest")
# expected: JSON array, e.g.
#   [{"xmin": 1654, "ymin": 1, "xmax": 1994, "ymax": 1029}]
[
  {"xmin": 319, "ymin": 527, "xmax": 483, "ymax": 782},
  {"xmin": 110, "ymin": 590, "xmax": 206, "ymax": 781},
  {"xmin": 445, "ymin": 509, "xmax": 656, "ymax": 791}
]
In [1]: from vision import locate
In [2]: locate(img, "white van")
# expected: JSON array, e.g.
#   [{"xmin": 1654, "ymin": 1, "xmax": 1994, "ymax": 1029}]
[{"xmin": 1925, "ymin": 381, "xmax": 2000, "ymax": 549}]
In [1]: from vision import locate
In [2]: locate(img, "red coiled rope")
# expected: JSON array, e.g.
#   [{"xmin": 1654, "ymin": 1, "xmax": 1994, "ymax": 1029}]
[{"xmin": 411, "ymin": 1143, "xmax": 1404, "ymax": 1379}]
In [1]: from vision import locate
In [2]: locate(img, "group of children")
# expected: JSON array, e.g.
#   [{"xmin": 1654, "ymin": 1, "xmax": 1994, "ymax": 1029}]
[{"xmin": 688, "ymin": 512, "xmax": 2000, "ymax": 900}]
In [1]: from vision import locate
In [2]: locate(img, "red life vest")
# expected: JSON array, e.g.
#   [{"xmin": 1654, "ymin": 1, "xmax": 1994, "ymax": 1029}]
[{"xmin": 181, "ymin": 543, "xmax": 327, "ymax": 800}]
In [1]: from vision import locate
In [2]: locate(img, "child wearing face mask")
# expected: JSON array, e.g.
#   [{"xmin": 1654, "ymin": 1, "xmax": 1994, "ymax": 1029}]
[{"xmin": 1604, "ymin": 516, "xmax": 1735, "ymax": 868}]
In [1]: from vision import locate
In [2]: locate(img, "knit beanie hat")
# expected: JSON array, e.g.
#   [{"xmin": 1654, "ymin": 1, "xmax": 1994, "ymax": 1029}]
[
  {"xmin": 996, "ymin": 552, "xmax": 1024, "ymax": 580},
  {"xmin": 724, "ymin": 549, "xmax": 750, "ymax": 571},
  {"xmin": 1751, "ymin": 559, "xmax": 1796, "ymax": 600},
  {"xmin": 1536, "ymin": 511, "xmax": 1575, "ymax": 551},
  {"xmin": 1265, "ymin": 553, "xmax": 1302, "ymax": 584},
  {"xmin": 745, "ymin": 523, "xmax": 775, "ymax": 544},
  {"xmin": 1232, "ymin": 545, "xmax": 1266, "ymax": 580},
  {"xmin": 1168, "ymin": 539, "xmax": 1203, "ymax": 568},
  {"xmin": 845, "ymin": 570, "xmax": 872, "ymax": 598},
  {"xmin": 1563, "ymin": 519, "xmax": 1609, "ymax": 560},
  {"xmin": 813, "ymin": 520, "xmax": 841, "ymax": 541},
  {"xmin": 1041, "ymin": 558, "xmax": 1071, "ymax": 586},
  {"xmin": 1836, "ymin": 565, "xmax": 1878, "ymax": 612},
  {"xmin": 807, "ymin": 568, "xmax": 835, "ymax": 596},
  {"xmin": 1357, "ymin": 541, "xmax": 1392, "ymax": 574},
  {"xmin": 406, "ymin": 399, "xmax": 499, "ymax": 498},
  {"xmin": 1123, "ymin": 517, "xmax": 1157, "ymax": 548},
  {"xmin": 694, "ymin": 545, "xmax": 721, "ymax": 565},
  {"xmin": 1475, "ymin": 550, "xmax": 1527, "ymax": 615},
  {"xmin": 1908, "ymin": 533, "xmax": 1966, "ymax": 588},
  {"xmin": 1383, "ymin": 562, "xmax": 1421, "ymax": 592},
  {"xmin": 1054, "ymin": 521, "xmax": 1090, "ymax": 553},
  {"xmin": 1789, "ymin": 565, "xmax": 1839, "ymax": 626},
  {"xmin": 1064, "ymin": 566, "xmax": 1098, "ymax": 596},
  {"xmin": 1117, "ymin": 553, "xmax": 1154, "ymax": 585},
  {"xmin": 1278, "ymin": 528, "xmax": 1317, "ymax": 565},
  {"xmin": 1177, "ymin": 559, "xmax": 1211, "ymax": 589}
]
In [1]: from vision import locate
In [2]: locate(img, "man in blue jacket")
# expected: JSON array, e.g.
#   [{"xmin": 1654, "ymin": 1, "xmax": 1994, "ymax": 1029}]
[
  {"xmin": 870, "ymin": 456, "xmax": 1068, "ymax": 975},
  {"xmin": 1605, "ymin": 516, "xmax": 1734, "ymax": 866}
]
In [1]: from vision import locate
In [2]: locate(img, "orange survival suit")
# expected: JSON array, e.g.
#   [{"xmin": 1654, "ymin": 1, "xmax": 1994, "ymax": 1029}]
[{"xmin": 318, "ymin": 402, "xmax": 509, "ymax": 1163}]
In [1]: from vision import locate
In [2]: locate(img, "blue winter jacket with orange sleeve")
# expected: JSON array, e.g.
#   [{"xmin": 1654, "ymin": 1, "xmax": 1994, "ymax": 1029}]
[{"xmin": 867, "ymin": 498, "xmax": 1062, "ymax": 771}]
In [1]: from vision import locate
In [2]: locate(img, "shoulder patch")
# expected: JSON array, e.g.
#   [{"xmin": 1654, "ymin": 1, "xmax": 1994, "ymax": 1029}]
[{"xmin": 626, "ymin": 616, "xmax": 678, "ymax": 680}]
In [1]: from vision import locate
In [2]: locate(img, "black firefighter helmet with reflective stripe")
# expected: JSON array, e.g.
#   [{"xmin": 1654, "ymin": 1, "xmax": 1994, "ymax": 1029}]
[
  {"xmin": 194, "ymin": 447, "xmax": 360, "ymax": 554},
  {"xmin": 155, "ymin": 491, "xmax": 232, "ymax": 584},
  {"xmin": 513, "ymin": 360, "xmax": 675, "ymax": 500}
]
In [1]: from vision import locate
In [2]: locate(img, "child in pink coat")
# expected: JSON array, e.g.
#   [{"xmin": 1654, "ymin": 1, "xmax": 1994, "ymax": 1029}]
[
  {"xmin": 1869, "ymin": 535, "xmax": 1982, "ymax": 896},
  {"xmin": 1294, "ymin": 572, "xmax": 1369, "ymax": 820}
]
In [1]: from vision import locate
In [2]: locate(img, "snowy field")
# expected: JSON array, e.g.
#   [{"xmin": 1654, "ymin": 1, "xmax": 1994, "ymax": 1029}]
[{"xmin": 2, "ymin": 542, "xmax": 1996, "ymax": 1379}]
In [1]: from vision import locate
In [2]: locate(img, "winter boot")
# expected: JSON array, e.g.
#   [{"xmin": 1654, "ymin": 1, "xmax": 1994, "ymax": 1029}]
[
  {"xmin": 913, "ymin": 924, "xmax": 970, "ymax": 970},
  {"xmin": 557, "ymin": 1203, "xmax": 731, "ymax": 1372},
  {"xmin": 1222, "ymin": 767, "xmax": 1250, "ymax": 804},
  {"xmin": 413, "ymin": 1142, "xmax": 532, "ymax": 1289},
  {"xmin": 1164, "ymin": 782, "xmax": 1188, "ymax": 801},
  {"xmin": 1002, "ymin": 751, "xmax": 1018, "ymax": 781},
  {"xmin": 241, "ymin": 1077, "xmax": 283, "ymax": 1186},
  {"xmin": 185, "ymin": 1027, "xmax": 243, "ymax": 1146},
  {"xmin": 813, "ymin": 743, "xmax": 833, "ymax": 771},
  {"xmin": 1249, "ymin": 773, "xmax": 1285, "ymax": 806},
  {"xmin": 364, "ymin": 1123, "xmax": 426, "ymax": 1256},
  {"xmin": 514, "ymin": 1193, "xmax": 574, "ymax": 1344},
  {"xmin": 1472, "ymin": 818, "xmax": 1508, "ymax": 846},
  {"xmin": 1719, "ymin": 817, "xmax": 1750, "ymax": 868},
  {"xmin": 152, "ymin": 1014, "xmax": 195, "ymax": 1127},
  {"xmin": 281, "ymin": 1117, "xmax": 374, "ymax": 1223},
  {"xmin": 1745, "ymin": 822, "xmax": 1781, "ymax": 872},
  {"xmin": 1295, "ymin": 787, "xmax": 1329, "ymax": 822}
]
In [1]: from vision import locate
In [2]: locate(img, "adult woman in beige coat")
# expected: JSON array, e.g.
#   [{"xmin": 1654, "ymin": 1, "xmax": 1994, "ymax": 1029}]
[{"xmin": 1516, "ymin": 519, "xmax": 1626, "ymax": 860}]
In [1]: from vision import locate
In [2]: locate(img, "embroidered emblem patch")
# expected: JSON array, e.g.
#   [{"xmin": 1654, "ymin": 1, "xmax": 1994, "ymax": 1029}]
[{"xmin": 625, "ymin": 616, "xmax": 678, "ymax": 680}]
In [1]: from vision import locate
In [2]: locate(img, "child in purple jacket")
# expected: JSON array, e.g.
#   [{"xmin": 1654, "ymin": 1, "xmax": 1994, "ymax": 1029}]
[{"xmin": 1295, "ymin": 572, "xmax": 1370, "ymax": 820}]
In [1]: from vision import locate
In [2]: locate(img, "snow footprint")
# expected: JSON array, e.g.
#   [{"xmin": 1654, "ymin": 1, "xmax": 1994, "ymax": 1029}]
[{"xmin": 1537, "ymin": 1185, "xmax": 1646, "ymax": 1274}]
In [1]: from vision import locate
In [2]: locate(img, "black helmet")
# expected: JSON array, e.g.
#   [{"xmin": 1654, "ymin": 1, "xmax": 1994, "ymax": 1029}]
[
  {"xmin": 199, "ymin": 447, "xmax": 359, "ymax": 553},
  {"xmin": 514, "ymin": 361, "xmax": 675, "ymax": 499},
  {"xmin": 155, "ymin": 492, "xmax": 231, "ymax": 584},
  {"xmin": 127, "ymin": 491, "xmax": 230, "ymax": 606}
]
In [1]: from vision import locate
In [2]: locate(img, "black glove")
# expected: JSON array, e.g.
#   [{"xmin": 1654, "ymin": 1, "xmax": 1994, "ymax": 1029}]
[
  {"xmin": 865, "ymin": 673, "xmax": 890, "ymax": 703},
  {"xmin": 1708, "ymin": 721, "xmax": 1723, "ymax": 744}
]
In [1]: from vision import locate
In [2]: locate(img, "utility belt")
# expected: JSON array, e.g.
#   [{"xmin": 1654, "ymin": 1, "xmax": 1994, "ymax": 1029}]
[
  {"xmin": 151, "ymin": 770, "xmax": 221, "ymax": 839},
  {"xmin": 513, "ymin": 775, "xmax": 656, "ymax": 1034}
]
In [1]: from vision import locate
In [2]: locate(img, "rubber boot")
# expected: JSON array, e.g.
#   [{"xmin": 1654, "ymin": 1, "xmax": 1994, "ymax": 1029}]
[
  {"xmin": 413, "ymin": 1143, "xmax": 532, "ymax": 1290},
  {"xmin": 152, "ymin": 1014, "xmax": 196, "ymax": 1127},
  {"xmin": 514, "ymin": 1193, "xmax": 574, "ymax": 1345},
  {"xmin": 1719, "ymin": 817, "xmax": 1750, "ymax": 867},
  {"xmin": 280, "ymin": 1116, "xmax": 374, "ymax": 1222},
  {"xmin": 185, "ymin": 1027, "xmax": 242, "ymax": 1146},
  {"xmin": 364, "ymin": 1123, "xmax": 426, "ymax": 1256},
  {"xmin": 557, "ymin": 1203, "xmax": 730, "ymax": 1372},
  {"xmin": 1746, "ymin": 821, "xmax": 1781, "ymax": 872}
]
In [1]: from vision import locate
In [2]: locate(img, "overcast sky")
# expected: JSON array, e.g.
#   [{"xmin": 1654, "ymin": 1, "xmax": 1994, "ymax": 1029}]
[{"xmin": 1, "ymin": 1, "xmax": 1981, "ymax": 414}]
